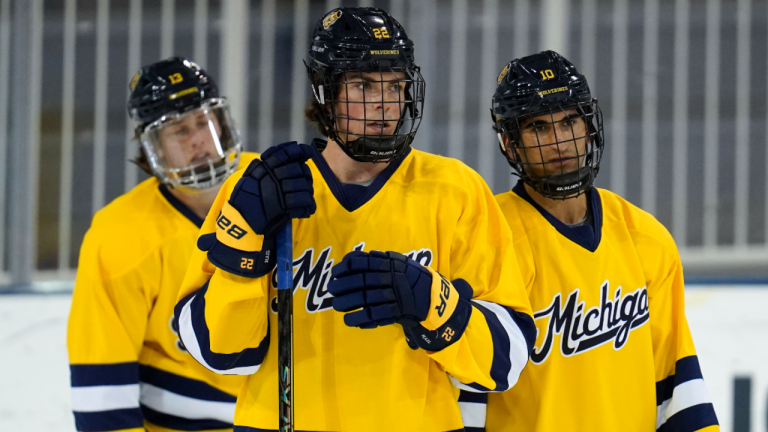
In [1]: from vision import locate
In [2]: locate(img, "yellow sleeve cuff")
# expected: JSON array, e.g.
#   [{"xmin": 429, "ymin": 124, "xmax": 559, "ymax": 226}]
[
  {"xmin": 422, "ymin": 267, "xmax": 460, "ymax": 331},
  {"xmin": 215, "ymin": 201, "xmax": 264, "ymax": 252}
]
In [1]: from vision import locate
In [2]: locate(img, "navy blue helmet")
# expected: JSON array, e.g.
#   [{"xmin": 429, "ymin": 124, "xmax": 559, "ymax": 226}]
[
  {"xmin": 305, "ymin": 7, "xmax": 425, "ymax": 163},
  {"xmin": 127, "ymin": 57, "xmax": 219, "ymax": 131},
  {"xmin": 492, "ymin": 51, "xmax": 604, "ymax": 199},
  {"xmin": 127, "ymin": 57, "xmax": 241, "ymax": 191}
]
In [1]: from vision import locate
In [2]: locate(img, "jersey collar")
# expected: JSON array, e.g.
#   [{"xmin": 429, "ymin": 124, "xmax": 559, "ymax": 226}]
[
  {"xmin": 512, "ymin": 180, "xmax": 603, "ymax": 252},
  {"xmin": 309, "ymin": 138, "xmax": 411, "ymax": 212},
  {"xmin": 158, "ymin": 183, "xmax": 204, "ymax": 228}
]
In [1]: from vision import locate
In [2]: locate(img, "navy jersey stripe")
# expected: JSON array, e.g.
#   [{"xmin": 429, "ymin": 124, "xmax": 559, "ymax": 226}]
[
  {"xmin": 458, "ymin": 390, "xmax": 488, "ymax": 404},
  {"xmin": 464, "ymin": 428, "xmax": 486, "ymax": 432},
  {"xmin": 142, "ymin": 405, "xmax": 233, "ymax": 431},
  {"xmin": 70, "ymin": 362, "xmax": 139, "ymax": 387},
  {"xmin": 471, "ymin": 301, "xmax": 512, "ymax": 391},
  {"xmin": 507, "ymin": 306, "xmax": 536, "ymax": 355},
  {"xmin": 309, "ymin": 139, "xmax": 411, "ymax": 212},
  {"xmin": 657, "ymin": 403, "xmax": 719, "ymax": 432},
  {"xmin": 159, "ymin": 184, "xmax": 204, "ymax": 228},
  {"xmin": 73, "ymin": 408, "xmax": 144, "ymax": 432},
  {"xmin": 174, "ymin": 282, "xmax": 270, "ymax": 371},
  {"xmin": 139, "ymin": 365, "xmax": 236, "ymax": 403},
  {"xmin": 656, "ymin": 355, "xmax": 705, "ymax": 406},
  {"xmin": 512, "ymin": 181, "xmax": 604, "ymax": 252}
]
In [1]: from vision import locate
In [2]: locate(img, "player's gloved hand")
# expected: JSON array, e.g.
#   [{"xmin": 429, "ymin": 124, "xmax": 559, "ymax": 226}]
[
  {"xmin": 198, "ymin": 141, "xmax": 316, "ymax": 278},
  {"xmin": 230, "ymin": 141, "xmax": 316, "ymax": 238},
  {"xmin": 327, "ymin": 251, "xmax": 472, "ymax": 352}
]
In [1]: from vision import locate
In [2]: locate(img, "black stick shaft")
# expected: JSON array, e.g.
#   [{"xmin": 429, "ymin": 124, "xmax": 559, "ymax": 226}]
[{"xmin": 277, "ymin": 224, "xmax": 294, "ymax": 431}]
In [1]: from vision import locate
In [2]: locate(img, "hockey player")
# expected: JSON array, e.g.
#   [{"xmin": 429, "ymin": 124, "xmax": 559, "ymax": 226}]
[
  {"xmin": 67, "ymin": 57, "xmax": 257, "ymax": 432},
  {"xmin": 173, "ymin": 7, "xmax": 536, "ymax": 432},
  {"xmin": 477, "ymin": 51, "xmax": 719, "ymax": 431}
]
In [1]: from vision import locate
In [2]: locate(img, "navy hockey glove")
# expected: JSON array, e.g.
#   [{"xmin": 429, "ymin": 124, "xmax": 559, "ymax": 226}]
[
  {"xmin": 230, "ymin": 141, "xmax": 316, "ymax": 238},
  {"xmin": 199, "ymin": 142, "xmax": 316, "ymax": 278},
  {"xmin": 327, "ymin": 251, "xmax": 472, "ymax": 352}
]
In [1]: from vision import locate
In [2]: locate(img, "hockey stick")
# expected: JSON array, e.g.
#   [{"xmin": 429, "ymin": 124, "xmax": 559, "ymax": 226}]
[{"xmin": 277, "ymin": 223, "xmax": 294, "ymax": 432}]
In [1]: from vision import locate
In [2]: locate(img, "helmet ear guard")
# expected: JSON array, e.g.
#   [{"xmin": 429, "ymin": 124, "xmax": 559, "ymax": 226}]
[{"xmin": 305, "ymin": 64, "xmax": 343, "ymax": 144}]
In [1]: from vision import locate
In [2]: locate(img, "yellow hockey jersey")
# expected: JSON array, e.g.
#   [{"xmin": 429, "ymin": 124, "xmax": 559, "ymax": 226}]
[
  {"xmin": 480, "ymin": 182, "xmax": 719, "ymax": 432},
  {"xmin": 67, "ymin": 153, "xmax": 257, "ymax": 432},
  {"xmin": 175, "ymin": 141, "xmax": 536, "ymax": 432}
]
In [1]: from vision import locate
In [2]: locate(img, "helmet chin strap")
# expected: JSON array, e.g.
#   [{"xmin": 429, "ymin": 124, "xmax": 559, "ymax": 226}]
[
  {"xmin": 338, "ymin": 134, "xmax": 412, "ymax": 163},
  {"xmin": 526, "ymin": 168, "xmax": 594, "ymax": 200}
]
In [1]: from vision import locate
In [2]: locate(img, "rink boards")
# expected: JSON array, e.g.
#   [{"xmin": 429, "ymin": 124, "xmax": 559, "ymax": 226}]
[{"xmin": 0, "ymin": 286, "xmax": 766, "ymax": 432}]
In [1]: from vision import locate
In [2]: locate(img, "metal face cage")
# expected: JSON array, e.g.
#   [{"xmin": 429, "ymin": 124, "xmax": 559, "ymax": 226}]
[
  {"xmin": 498, "ymin": 100, "xmax": 604, "ymax": 200},
  {"xmin": 312, "ymin": 66, "xmax": 425, "ymax": 163},
  {"xmin": 140, "ymin": 98, "xmax": 242, "ymax": 192}
]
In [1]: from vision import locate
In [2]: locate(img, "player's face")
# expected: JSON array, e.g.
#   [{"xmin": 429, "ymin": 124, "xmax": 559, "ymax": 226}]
[
  {"xmin": 333, "ymin": 71, "xmax": 407, "ymax": 142},
  {"xmin": 511, "ymin": 108, "xmax": 589, "ymax": 179},
  {"xmin": 157, "ymin": 110, "xmax": 223, "ymax": 169}
]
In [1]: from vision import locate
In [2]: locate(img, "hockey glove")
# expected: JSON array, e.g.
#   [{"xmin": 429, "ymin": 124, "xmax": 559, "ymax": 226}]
[
  {"xmin": 199, "ymin": 141, "xmax": 316, "ymax": 278},
  {"xmin": 230, "ymin": 141, "xmax": 316, "ymax": 238},
  {"xmin": 327, "ymin": 251, "xmax": 472, "ymax": 352}
]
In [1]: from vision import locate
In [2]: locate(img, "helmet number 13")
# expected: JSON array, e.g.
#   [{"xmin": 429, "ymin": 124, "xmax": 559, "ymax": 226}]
[
  {"xmin": 540, "ymin": 69, "xmax": 555, "ymax": 80},
  {"xmin": 373, "ymin": 27, "xmax": 390, "ymax": 39}
]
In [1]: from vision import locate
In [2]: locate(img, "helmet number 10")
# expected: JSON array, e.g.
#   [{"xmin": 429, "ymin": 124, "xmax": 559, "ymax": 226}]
[
  {"xmin": 373, "ymin": 27, "xmax": 390, "ymax": 39},
  {"xmin": 540, "ymin": 69, "xmax": 555, "ymax": 80}
]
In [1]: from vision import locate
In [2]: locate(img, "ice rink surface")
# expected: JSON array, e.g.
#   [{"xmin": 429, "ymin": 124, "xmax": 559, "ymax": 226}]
[
  {"xmin": 0, "ymin": 295, "xmax": 74, "ymax": 431},
  {"xmin": 1, "ymin": 286, "xmax": 767, "ymax": 432}
]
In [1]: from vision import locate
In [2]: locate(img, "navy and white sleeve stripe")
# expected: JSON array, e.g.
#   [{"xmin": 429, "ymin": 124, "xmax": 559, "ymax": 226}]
[
  {"xmin": 70, "ymin": 362, "xmax": 144, "ymax": 432},
  {"xmin": 449, "ymin": 299, "xmax": 536, "ymax": 393},
  {"xmin": 138, "ymin": 365, "xmax": 235, "ymax": 430},
  {"xmin": 174, "ymin": 282, "xmax": 270, "ymax": 375},
  {"xmin": 656, "ymin": 355, "xmax": 719, "ymax": 432},
  {"xmin": 458, "ymin": 390, "xmax": 487, "ymax": 432}
]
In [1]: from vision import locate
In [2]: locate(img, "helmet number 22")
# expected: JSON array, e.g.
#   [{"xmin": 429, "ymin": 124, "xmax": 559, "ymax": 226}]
[
  {"xmin": 372, "ymin": 27, "xmax": 390, "ymax": 39},
  {"xmin": 540, "ymin": 69, "xmax": 555, "ymax": 80}
]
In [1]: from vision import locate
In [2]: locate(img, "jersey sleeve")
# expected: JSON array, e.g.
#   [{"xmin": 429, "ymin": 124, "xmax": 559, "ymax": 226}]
[
  {"xmin": 67, "ymin": 228, "xmax": 152, "ymax": 432},
  {"xmin": 640, "ymin": 229, "xmax": 720, "ymax": 432},
  {"xmin": 173, "ymin": 171, "xmax": 272, "ymax": 376},
  {"xmin": 428, "ymin": 168, "xmax": 536, "ymax": 394}
]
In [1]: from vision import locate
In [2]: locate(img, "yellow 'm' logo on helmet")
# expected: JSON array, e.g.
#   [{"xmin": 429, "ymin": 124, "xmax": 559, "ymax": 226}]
[
  {"xmin": 323, "ymin": 10, "xmax": 342, "ymax": 29},
  {"xmin": 497, "ymin": 64, "xmax": 510, "ymax": 84},
  {"xmin": 129, "ymin": 72, "xmax": 141, "ymax": 91}
]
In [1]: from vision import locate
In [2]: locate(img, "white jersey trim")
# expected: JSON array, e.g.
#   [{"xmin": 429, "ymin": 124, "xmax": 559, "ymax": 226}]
[
  {"xmin": 458, "ymin": 401, "xmax": 487, "ymax": 428},
  {"xmin": 178, "ymin": 294, "xmax": 261, "ymax": 376},
  {"xmin": 449, "ymin": 375, "xmax": 486, "ymax": 393},
  {"xmin": 656, "ymin": 378, "xmax": 712, "ymax": 429},
  {"xmin": 70, "ymin": 384, "xmax": 140, "ymax": 412},
  {"xmin": 139, "ymin": 382, "xmax": 235, "ymax": 423},
  {"xmin": 473, "ymin": 299, "xmax": 530, "ymax": 391}
]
